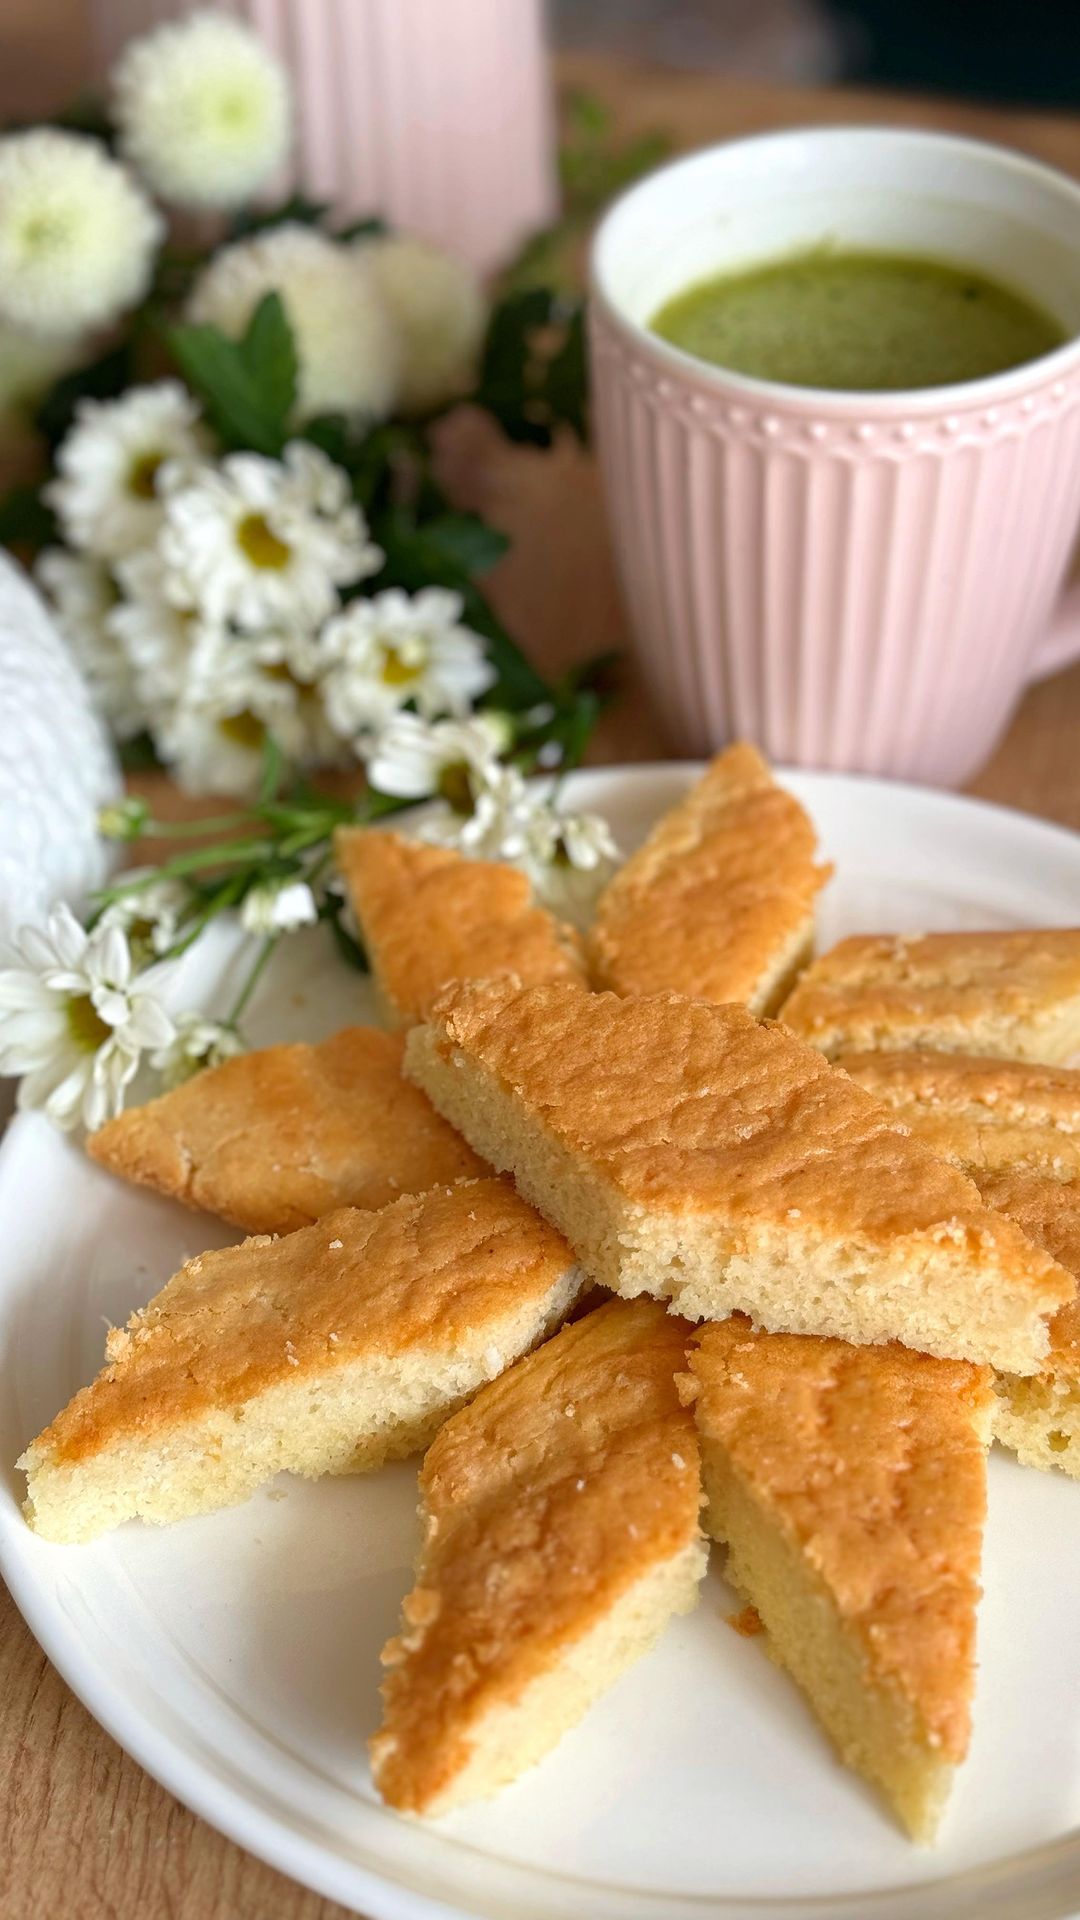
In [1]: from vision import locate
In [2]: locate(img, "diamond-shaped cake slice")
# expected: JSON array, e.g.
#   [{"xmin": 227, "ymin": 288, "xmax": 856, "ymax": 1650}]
[
  {"xmin": 334, "ymin": 828, "xmax": 585, "ymax": 1028},
  {"xmin": 781, "ymin": 929, "xmax": 1080, "ymax": 1062},
  {"xmin": 687, "ymin": 1318, "xmax": 994, "ymax": 1842},
  {"xmin": 371, "ymin": 1297, "xmax": 705, "ymax": 1815},
  {"xmin": 19, "ymin": 1178, "xmax": 581, "ymax": 1542},
  {"xmin": 405, "ymin": 981, "xmax": 1073, "ymax": 1373},
  {"xmin": 839, "ymin": 1052, "xmax": 1080, "ymax": 1476},
  {"xmin": 588, "ymin": 743, "xmax": 831, "ymax": 1014},
  {"xmin": 87, "ymin": 1025, "xmax": 484, "ymax": 1234},
  {"xmin": 839, "ymin": 1049, "xmax": 1080, "ymax": 1179}
]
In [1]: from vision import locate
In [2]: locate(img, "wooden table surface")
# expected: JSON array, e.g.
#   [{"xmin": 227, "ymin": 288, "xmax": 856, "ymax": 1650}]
[{"xmin": 5, "ymin": 43, "xmax": 1080, "ymax": 1920}]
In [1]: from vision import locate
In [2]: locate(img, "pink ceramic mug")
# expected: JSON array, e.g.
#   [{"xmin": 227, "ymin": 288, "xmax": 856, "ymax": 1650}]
[{"xmin": 589, "ymin": 128, "xmax": 1080, "ymax": 785}]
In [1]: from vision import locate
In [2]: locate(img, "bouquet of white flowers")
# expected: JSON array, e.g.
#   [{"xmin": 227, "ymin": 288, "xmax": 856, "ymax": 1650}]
[{"xmin": 0, "ymin": 11, "xmax": 664, "ymax": 1133}]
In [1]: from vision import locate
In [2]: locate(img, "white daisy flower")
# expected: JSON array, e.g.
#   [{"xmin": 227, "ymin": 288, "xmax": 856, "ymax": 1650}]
[
  {"xmin": 152, "ymin": 1011, "xmax": 242, "ymax": 1090},
  {"xmin": 365, "ymin": 711, "xmax": 507, "ymax": 808},
  {"xmin": 151, "ymin": 619, "xmax": 338, "ymax": 795},
  {"xmin": 46, "ymin": 382, "xmax": 207, "ymax": 561},
  {"xmin": 519, "ymin": 802, "xmax": 621, "ymax": 929},
  {"xmin": 112, "ymin": 9, "xmax": 291, "ymax": 211},
  {"xmin": 159, "ymin": 441, "xmax": 382, "ymax": 630},
  {"xmin": 153, "ymin": 701, "xmax": 268, "ymax": 798},
  {"xmin": 37, "ymin": 548, "xmax": 144, "ymax": 739},
  {"xmin": 97, "ymin": 871, "xmax": 190, "ymax": 961},
  {"xmin": 320, "ymin": 587, "xmax": 495, "ymax": 739},
  {"xmin": 0, "ymin": 902, "xmax": 175, "ymax": 1131},
  {"xmin": 240, "ymin": 877, "xmax": 318, "ymax": 937},
  {"xmin": 187, "ymin": 225, "xmax": 398, "ymax": 421},
  {"xmin": 363, "ymin": 234, "xmax": 487, "ymax": 415},
  {"xmin": 426, "ymin": 763, "xmax": 537, "ymax": 861},
  {"xmin": 110, "ymin": 547, "xmax": 197, "ymax": 716},
  {"xmin": 0, "ymin": 129, "xmax": 162, "ymax": 337}
]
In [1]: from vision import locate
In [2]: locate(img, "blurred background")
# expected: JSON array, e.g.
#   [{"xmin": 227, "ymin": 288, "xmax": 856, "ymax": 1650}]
[
  {"xmin": 3, "ymin": 0, "xmax": 1079, "ymax": 116},
  {"xmin": 553, "ymin": 0, "xmax": 1080, "ymax": 108}
]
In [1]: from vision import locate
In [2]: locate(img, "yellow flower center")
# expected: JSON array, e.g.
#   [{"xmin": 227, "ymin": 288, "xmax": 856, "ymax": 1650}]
[
  {"xmin": 437, "ymin": 762, "xmax": 474, "ymax": 816},
  {"xmin": 218, "ymin": 711, "xmax": 266, "ymax": 751},
  {"xmin": 236, "ymin": 513, "xmax": 291, "ymax": 571},
  {"xmin": 380, "ymin": 645, "xmax": 423, "ymax": 688},
  {"xmin": 66, "ymin": 993, "xmax": 111, "ymax": 1053},
  {"xmin": 19, "ymin": 210, "xmax": 71, "ymax": 259},
  {"xmin": 128, "ymin": 451, "xmax": 164, "ymax": 500}
]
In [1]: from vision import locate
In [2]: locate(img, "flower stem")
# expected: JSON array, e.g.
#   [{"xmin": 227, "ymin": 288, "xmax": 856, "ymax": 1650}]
[{"xmin": 226, "ymin": 935, "xmax": 279, "ymax": 1030}]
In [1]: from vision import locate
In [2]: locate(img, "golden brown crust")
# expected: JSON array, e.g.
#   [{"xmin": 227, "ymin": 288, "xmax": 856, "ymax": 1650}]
[
  {"xmin": 31, "ymin": 1178, "xmax": 575, "ymax": 1470},
  {"xmin": 587, "ymin": 743, "xmax": 831, "ymax": 1013},
  {"xmin": 781, "ymin": 930, "xmax": 1080, "ymax": 1062},
  {"xmin": 838, "ymin": 1049, "xmax": 1080, "ymax": 1181},
  {"xmin": 689, "ymin": 1319, "xmax": 993, "ymax": 1763},
  {"xmin": 415, "ymin": 980, "xmax": 1072, "ymax": 1310},
  {"xmin": 371, "ymin": 1298, "xmax": 700, "ymax": 1813},
  {"xmin": 334, "ymin": 828, "xmax": 585, "ymax": 1027},
  {"xmin": 86, "ymin": 1026, "xmax": 484, "ymax": 1233}
]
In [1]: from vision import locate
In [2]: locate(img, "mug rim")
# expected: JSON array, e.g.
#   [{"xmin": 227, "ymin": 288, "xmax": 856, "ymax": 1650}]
[{"xmin": 589, "ymin": 123, "xmax": 1080, "ymax": 414}]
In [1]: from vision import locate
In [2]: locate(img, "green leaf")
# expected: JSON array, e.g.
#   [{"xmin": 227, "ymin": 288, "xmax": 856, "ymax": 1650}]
[
  {"xmin": 474, "ymin": 287, "xmax": 589, "ymax": 447},
  {"xmin": 245, "ymin": 292, "xmax": 299, "ymax": 430},
  {"xmin": 0, "ymin": 485, "xmax": 57, "ymax": 552},
  {"xmin": 169, "ymin": 293, "xmax": 297, "ymax": 454},
  {"xmin": 544, "ymin": 303, "xmax": 588, "ymax": 442},
  {"xmin": 118, "ymin": 731, "xmax": 164, "ymax": 774},
  {"xmin": 35, "ymin": 341, "xmax": 133, "ymax": 451},
  {"xmin": 414, "ymin": 512, "xmax": 509, "ymax": 576},
  {"xmin": 474, "ymin": 287, "xmax": 559, "ymax": 448},
  {"xmin": 319, "ymin": 890, "xmax": 370, "ymax": 972},
  {"xmin": 229, "ymin": 193, "xmax": 333, "ymax": 239},
  {"xmin": 334, "ymin": 215, "xmax": 388, "ymax": 242}
]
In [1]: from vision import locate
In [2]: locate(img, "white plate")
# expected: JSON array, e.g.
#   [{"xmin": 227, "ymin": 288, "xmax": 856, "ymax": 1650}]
[{"xmin": 3, "ymin": 764, "xmax": 1080, "ymax": 1920}]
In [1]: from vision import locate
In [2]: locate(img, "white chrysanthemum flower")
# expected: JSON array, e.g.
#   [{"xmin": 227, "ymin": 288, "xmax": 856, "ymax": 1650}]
[
  {"xmin": 112, "ymin": 9, "xmax": 291, "ymax": 211},
  {"xmin": 0, "ymin": 129, "xmax": 162, "ymax": 337},
  {"xmin": 98, "ymin": 871, "xmax": 190, "ymax": 961},
  {"xmin": 110, "ymin": 548, "xmax": 197, "ymax": 715},
  {"xmin": 240, "ymin": 877, "xmax": 317, "ymax": 937},
  {"xmin": 37, "ymin": 548, "xmax": 143, "ymax": 738},
  {"xmin": 46, "ymin": 382, "xmax": 207, "ymax": 560},
  {"xmin": 160, "ymin": 441, "xmax": 382, "ymax": 630},
  {"xmin": 187, "ymin": 225, "xmax": 398, "ymax": 421},
  {"xmin": 363, "ymin": 234, "xmax": 487, "ymax": 415},
  {"xmin": 151, "ymin": 1010, "xmax": 243, "ymax": 1090},
  {"xmin": 320, "ymin": 587, "xmax": 495, "ymax": 739},
  {"xmin": 0, "ymin": 902, "xmax": 175, "ymax": 1131}
]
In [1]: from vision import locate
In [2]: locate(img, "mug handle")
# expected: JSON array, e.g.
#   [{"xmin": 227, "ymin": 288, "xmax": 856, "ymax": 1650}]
[{"xmin": 1030, "ymin": 580, "xmax": 1080, "ymax": 681}]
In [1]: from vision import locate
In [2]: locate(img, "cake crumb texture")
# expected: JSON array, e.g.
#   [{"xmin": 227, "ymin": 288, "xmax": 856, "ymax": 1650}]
[
  {"xmin": 19, "ymin": 1178, "xmax": 580, "ymax": 1541},
  {"xmin": 407, "ymin": 979, "xmax": 1072, "ymax": 1373},
  {"xmin": 689, "ymin": 1318, "xmax": 994, "ymax": 1841}
]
